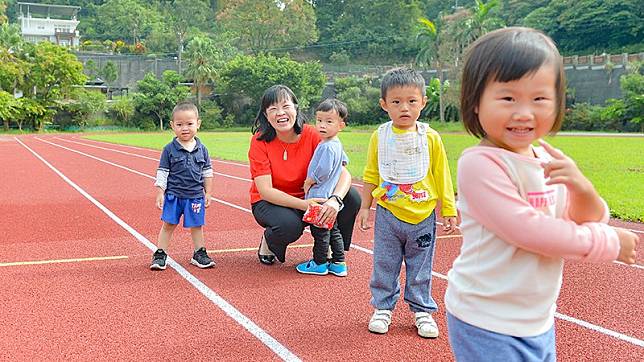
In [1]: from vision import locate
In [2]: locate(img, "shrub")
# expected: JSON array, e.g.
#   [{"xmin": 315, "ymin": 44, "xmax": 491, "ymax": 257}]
[
  {"xmin": 334, "ymin": 75, "xmax": 386, "ymax": 125},
  {"xmin": 562, "ymin": 103, "xmax": 602, "ymax": 131}
]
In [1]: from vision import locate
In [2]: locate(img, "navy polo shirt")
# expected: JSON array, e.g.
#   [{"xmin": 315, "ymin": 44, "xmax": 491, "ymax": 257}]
[{"xmin": 158, "ymin": 137, "xmax": 212, "ymax": 199}]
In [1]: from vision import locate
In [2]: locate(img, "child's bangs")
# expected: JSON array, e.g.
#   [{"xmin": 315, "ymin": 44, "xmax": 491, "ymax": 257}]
[{"xmin": 490, "ymin": 39, "xmax": 555, "ymax": 84}]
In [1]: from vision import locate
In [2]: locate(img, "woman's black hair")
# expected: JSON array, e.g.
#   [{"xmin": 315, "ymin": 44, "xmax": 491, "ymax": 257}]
[{"xmin": 251, "ymin": 85, "xmax": 306, "ymax": 142}]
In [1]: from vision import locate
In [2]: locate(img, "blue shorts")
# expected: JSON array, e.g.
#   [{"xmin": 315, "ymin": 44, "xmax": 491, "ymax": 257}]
[{"xmin": 161, "ymin": 194, "xmax": 205, "ymax": 228}]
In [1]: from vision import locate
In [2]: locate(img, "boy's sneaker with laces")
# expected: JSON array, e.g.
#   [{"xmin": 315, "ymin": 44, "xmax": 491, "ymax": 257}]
[
  {"xmin": 150, "ymin": 249, "xmax": 167, "ymax": 270},
  {"xmin": 415, "ymin": 312, "xmax": 439, "ymax": 338},
  {"xmin": 368, "ymin": 309, "xmax": 392, "ymax": 334},
  {"xmin": 328, "ymin": 261, "xmax": 348, "ymax": 277},
  {"xmin": 191, "ymin": 247, "xmax": 215, "ymax": 268},
  {"xmin": 295, "ymin": 259, "xmax": 328, "ymax": 275}
]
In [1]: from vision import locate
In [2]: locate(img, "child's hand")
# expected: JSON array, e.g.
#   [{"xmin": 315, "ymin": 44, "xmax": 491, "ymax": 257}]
[
  {"xmin": 303, "ymin": 178, "xmax": 315, "ymax": 194},
  {"xmin": 443, "ymin": 216, "xmax": 458, "ymax": 234},
  {"xmin": 204, "ymin": 193, "xmax": 211, "ymax": 208},
  {"xmin": 155, "ymin": 191, "xmax": 164, "ymax": 210},
  {"xmin": 357, "ymin": 208, "xmax": 371, "ymax": 231},
  {"xmin": 539, "ymin": 139, "xmax": 594, "ymax": 195},
  {"xmin": 614, "ymin": 227, "xmax": 638, "ymax": 265}
]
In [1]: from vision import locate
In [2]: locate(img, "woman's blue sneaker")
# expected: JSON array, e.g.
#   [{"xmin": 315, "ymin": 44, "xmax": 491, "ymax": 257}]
[
  {"xmin": 328, "ymin": 262, "xmax": 348, "ymax": 277},
  {"xmin": 296, "ymin": 260, "xmax": 328, "ymax": 275}
]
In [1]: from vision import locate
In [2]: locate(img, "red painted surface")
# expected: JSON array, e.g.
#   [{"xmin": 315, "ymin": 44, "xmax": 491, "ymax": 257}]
[{"xmin": 1, "ymin": 135, "xmax": 642, "ymax": 361}]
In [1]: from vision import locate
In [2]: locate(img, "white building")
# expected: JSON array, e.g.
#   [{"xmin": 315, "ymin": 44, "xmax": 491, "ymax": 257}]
[{"xmin": 17, "ymin": 2, "xmax": 81, "ymax": 47}]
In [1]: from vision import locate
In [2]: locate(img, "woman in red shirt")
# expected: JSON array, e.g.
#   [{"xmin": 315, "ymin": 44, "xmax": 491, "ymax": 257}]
[{"xmin": 248, "ymin": 85, "xmax": 360, "ymax": 264}]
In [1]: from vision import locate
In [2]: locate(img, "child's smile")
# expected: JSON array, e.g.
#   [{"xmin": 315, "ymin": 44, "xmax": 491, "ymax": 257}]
[{"xmin": 476, "ymin": 63, "xmax": 557, "ymax": 156}]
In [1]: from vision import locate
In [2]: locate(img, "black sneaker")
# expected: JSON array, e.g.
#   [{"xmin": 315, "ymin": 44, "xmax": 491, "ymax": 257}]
[
  {"xmin": 191, "ymin": 247, "xmax": 215, "ymax": 268},
  {"xmin": 150, "ymin": 249, "xmax": 167, "ymax": 270}
]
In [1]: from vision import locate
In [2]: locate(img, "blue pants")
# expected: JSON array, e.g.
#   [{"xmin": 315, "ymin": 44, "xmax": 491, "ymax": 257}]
[
  {"xmin": 369, "ymin": 205, "xmax": 437, "ymax": 313},
  {"xmin": 447, "ymin": 312, "xmax": 556, "ymax": 362}
]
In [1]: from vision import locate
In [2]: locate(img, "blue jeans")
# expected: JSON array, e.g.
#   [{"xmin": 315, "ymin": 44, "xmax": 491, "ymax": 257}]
[
  {"xmin": 447, "ymin": 312, "xmax": 556, "ymax": 362},
  {"xmin": 369, "ymin": 205, "xmax": 437, "ymax": 313}
]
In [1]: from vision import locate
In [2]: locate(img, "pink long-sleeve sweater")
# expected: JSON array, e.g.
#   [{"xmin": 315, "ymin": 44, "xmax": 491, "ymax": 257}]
[{"xmin": 445, "ymin": 145, "xmax": 620, "ymax": 337}]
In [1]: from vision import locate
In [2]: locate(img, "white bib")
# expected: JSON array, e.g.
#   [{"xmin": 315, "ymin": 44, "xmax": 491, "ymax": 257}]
[{"xmin": 377, "ymin": 121, "xmax": 430, "ymax": 184}]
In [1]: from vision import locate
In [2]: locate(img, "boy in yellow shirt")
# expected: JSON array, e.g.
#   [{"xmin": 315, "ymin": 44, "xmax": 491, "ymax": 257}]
[{"xmin": 357, "ymin": 68, "xmax": 457, "ymax": 339}]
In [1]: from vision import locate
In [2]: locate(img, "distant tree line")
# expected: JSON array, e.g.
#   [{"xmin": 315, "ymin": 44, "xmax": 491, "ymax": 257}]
[{"xmin": 2, "ymin": 0, "xmax": 642, "ymax": 61}]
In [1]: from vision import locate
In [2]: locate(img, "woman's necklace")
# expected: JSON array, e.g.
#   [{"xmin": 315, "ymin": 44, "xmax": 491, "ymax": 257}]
[{"xmin": 277, "ymin": 134, "xmax": 299, "ymax": 161}]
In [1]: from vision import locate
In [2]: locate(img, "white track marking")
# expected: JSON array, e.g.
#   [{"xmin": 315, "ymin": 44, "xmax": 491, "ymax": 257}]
[
  {"xmin": 34, "ymin": 136, "xmax": 644, "ymax": 348},
  {"xmin": 20, "ymin": 137, "xmax": 300, "ymax": 362},
  {"xmin": 56, "ymin": 137, "xmax": 252, "ymax": 182},
  {"xmin": 70, "ymin": 136, "xmax": 248, "ymax": 167}
]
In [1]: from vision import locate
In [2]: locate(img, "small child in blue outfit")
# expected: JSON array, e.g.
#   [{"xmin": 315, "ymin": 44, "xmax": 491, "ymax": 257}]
[
  {"xmin": 296, "ymin": 98, "xmax": 350, "ymax": 277},
  {"xmin": 150, "ymin": 101, "xmax": 216, "ymax": 270}
]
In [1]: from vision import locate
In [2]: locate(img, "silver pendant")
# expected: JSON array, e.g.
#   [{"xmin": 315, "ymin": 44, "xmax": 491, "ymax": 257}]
[{"xmin": 283, "ymin": 149, "xmax": 288, "ymax": 161}]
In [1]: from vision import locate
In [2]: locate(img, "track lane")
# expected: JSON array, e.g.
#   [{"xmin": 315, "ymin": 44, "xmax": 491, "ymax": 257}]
[
  {"xmin": 6, "ymin": 136, "xmax": 297, "ymax": 361},
  {"xmin": 12, "ymin": 134, "xmax": 640, "ymax": 360}
]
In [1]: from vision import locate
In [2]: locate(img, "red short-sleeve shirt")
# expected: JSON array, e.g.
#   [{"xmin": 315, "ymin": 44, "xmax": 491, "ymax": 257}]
[{"xmin": 248, "ymin": 124, "xmax": 321, "ymax": 204}]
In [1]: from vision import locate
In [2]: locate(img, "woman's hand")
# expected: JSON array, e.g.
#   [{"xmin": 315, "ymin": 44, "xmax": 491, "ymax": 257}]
[{"xmin": 314, "ymin": 197, "xmax": 339, "ymax": 225}]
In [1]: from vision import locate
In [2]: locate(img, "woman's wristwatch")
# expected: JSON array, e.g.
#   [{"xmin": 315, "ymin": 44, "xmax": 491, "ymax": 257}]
[{"xmin": 328, "ymin": 194, "xmax": 344, "ymax": 210}]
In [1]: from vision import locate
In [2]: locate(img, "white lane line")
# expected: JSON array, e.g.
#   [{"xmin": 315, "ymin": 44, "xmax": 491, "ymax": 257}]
[
  {"xmin": 22, "ymin": 137, "xmax": 300, "ymax": 362},
  {"xmin": 72, "ymin": 136, "xmax": 249, "ymax": 167},
  {"xmin": 38, "ymin": 137, "xmax": 644, "ymax": 348},
  {"xmin": 56, "ymin": 137, "xmax": 253, "ymax": 183}
]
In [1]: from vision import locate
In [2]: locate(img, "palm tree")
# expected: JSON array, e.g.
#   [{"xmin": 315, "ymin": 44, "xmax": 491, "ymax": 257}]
[
  {"xmin": 416, "ymin": 17, "xmax": 446, "ymax": 122},
  {"xmin": 183, "ymin": 36, "xmax": 219, "ymax": 108},
  {"xmin": 459, "ymin": 0, "xmax": 504, "ymax": 46}
]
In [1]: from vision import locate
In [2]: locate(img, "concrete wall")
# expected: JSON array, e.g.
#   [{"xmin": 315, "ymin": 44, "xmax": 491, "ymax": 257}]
[
  {"xmin": 75, "ymin": 52, "xmax": 179, "ymax": 90},
  {"xmin": 74, "ymin": 52, "xmax": 634, "ymax": 105},
  {"xmin": 564, "ymin": 65, "xmax": 626, "ymax": 105}
]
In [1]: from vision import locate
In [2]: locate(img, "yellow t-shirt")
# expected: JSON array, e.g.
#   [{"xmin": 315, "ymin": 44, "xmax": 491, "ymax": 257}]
[{"xmin": 363, "ymin": 124, "xmax": 457, "ymax": 224}]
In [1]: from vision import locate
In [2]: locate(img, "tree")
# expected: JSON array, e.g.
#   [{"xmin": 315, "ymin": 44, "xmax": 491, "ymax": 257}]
[
  {"xmin": 183, "ymin": 35, "xmax": 220, "ymax": 108},
  {"xmin": 416, "ymin": 17, "xmax": 447, "ymax": 122},
  {"xmin": 95, "ymin": 0, "xmax": 159, "ymax": 44},
  {"xmin": 84, "ymin": 59, "xmax": 99, "ymax": 80},
  {"xmin": 0, "ymin": 0, "xmax": 7, "ymax": 25},
  {"xmin": 457, "ymin": 0, "xmax": 504, "ymax": 46},
  {"xmin": 0, "ymin": 90, "xmax": 19, "ymax": 131},
  {"xmin": 99, "ymin": 61, "xmax": 119, "ymax": 95},
  {"xmin": 0, "ymin": 23, "xmax": 22, "ymax": 52},
  {"xmin": 0, "ymin": 47, "xmax": 28, "ymax": 93},
  {"xmin": 162, "ymin": 0, "xmax": 212, "ymax": 74},
  {"xmin": 314, "ymin": 0, "xmax": 423, "ymax": 62},
  {"xmin": 217, "ymin": 53, "xmax": 325, "ymax": 123},
  {"xmin": 109, "ymin": 96, "xmax": 135, "ymax": 127},
  {"xmin": 19, "ymin": 42, "xmax": 87, "ymax": 131},
  {"xmin": 133, "ymin": 70, "xmax": 190, "ymax": 130},
  {"xmin": 523, "ymin": 0, "xmax": 643, "ymax": 54},
  {"xmin": 217, "ymin": 0, "xmax": 318, "ymax": 53},
  {"xmin": 499, "ymin": 0, "xmax": 549, "ymax": 26}
]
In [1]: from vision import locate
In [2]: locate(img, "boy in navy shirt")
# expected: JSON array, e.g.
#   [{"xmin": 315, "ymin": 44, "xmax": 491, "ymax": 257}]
[
  {"xmin": 150, "ymin": 101, "xmax": 215, "ymax": 270},
  {"xmin": 297, "ymin": 98, "xmax": 349, "ymax": 276}
]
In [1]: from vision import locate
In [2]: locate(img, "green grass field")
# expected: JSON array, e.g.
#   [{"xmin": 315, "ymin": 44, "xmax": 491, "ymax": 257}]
[{"xmin": 86, "ymin": 129, "xmax": 644, "ymax": 222}]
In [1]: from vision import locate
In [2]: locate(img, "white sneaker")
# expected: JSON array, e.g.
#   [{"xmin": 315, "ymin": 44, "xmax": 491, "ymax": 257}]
[
  {"xmin": 415, "ymin": 312, "xmax": 439, "ymax": 338},
  {"xmin": 368, "ymin": 309, "xmax": 392, "ymax": 334}
]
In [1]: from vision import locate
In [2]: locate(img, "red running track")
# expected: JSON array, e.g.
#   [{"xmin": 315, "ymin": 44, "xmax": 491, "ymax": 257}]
[{"xmin": 1, "ymin": 134, "xmax": 642, "ymax": 361}]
